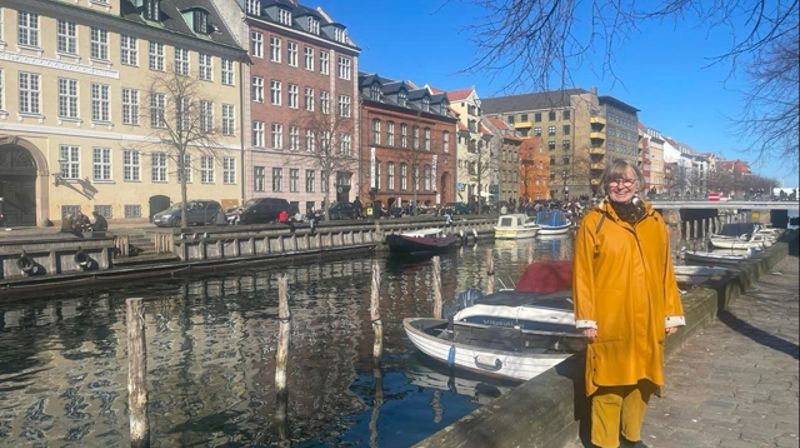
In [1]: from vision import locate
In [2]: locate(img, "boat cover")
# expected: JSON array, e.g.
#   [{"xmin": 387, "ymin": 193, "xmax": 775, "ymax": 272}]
[
  {"xmin": 535, "ymin": 210, "xmax": 569, "ymax": 227},
  {"xmin": 514, "ymin": 260, "xmax": 573, "ymax": 293}
]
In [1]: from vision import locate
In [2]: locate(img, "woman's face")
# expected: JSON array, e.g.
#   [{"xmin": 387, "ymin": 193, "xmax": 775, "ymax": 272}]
[{"xmin": 607, "ymin": 166, "xmax": 638, "ymax": 204}]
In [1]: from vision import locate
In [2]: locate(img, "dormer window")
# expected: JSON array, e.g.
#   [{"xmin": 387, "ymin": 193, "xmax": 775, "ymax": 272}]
[
  {"xmin": 398, "ymin": 90, "xmax": 408, "ymax": 107},
  {"xmin": 193, "ymin": 9, "xmax": 210, "ymax": 34},
  {"xmin": 246, "ymin": 0, "xmax": 260, "ymax": 16},
  {"xmin": 144, "ymin": 0, "xmax": 160, "ymax": 21},
  {"xmin": 333, "ymin": 27, "xmax": 346, "ymax": 43},
  {"xmin": 422, "ymin": 96, "xmax": 430, "ymax": 112},
  {"xmin": 370, "ymin": 84, "xmax": 381, "ymax": 101},
  {"xmin": 278, "ymin": 8, "xmax": 292, "ymax": 26},
  {"xmin": 308, "ymin": 17, "xmax": 320, "ymax": 35}
]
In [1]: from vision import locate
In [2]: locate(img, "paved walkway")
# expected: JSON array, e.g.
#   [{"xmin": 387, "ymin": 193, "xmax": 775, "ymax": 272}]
[{"xmin": 567, "ymin": 254, "xmax": 800, "ymax": 448}]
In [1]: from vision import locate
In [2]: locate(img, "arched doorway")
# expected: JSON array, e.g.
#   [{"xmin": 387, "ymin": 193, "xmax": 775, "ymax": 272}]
[
  {"xmin": 440, "ymin": 172, "xmax": 451, "ymax": 204},
  {"xmin": 0, "ymin": 145, "xmax": 37, "ymax": 226}
]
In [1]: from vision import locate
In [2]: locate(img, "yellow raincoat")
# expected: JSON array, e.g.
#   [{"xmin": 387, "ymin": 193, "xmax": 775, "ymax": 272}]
[{"xmin": 573, "ymin": 199, "xmax": 684, "ymax": 396}]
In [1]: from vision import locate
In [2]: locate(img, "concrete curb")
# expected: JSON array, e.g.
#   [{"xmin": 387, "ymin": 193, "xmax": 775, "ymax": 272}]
[{"xmin": 414, "ymin": 240, "xmax": 790, "ymax": 448}]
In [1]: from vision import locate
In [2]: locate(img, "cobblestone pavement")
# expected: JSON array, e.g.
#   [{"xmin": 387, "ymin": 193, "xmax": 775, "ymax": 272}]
[{"xmin": 566, "ymin": 254, "xmax": 800, "ymax": 448}]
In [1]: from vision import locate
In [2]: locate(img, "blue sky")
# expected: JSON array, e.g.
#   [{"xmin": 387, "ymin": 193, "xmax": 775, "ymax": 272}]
[{"xmin": 315, "ymin": 0, "xmax": 797, "ymax": 187}]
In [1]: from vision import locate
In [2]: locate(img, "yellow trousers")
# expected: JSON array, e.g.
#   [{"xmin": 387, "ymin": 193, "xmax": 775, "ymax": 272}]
[{"xmin": 591, "ymin": 381, "xmax": 657, "ymax": 448}]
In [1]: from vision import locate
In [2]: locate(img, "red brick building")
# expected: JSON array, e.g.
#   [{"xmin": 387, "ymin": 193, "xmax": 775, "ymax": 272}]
[
  {"xmin": 518, "ymin": 138, "xmax": 551, "ymax": 200},
  {"xmin": 244, "ymin": 0, "xmax": 361, "ymax": 215},
  {"xmin": 358, "ymin": 73, "xmax": 458, "ymax": 208}
]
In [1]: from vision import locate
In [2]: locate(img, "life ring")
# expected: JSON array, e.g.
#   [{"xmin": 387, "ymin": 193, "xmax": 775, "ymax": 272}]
[
  {"xmin": 74, "ymin": 249, "xmax": 92, "ymax": 270},
  {"xmin": 17, "ymin": 252, "xmax": 36, "ymax": 276}
]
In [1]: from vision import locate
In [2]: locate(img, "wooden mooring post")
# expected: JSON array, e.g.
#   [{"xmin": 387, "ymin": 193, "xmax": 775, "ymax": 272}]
[
  {"xmin": 485, "ymin": 248, "xmax": 495, "ymax": 295},
  {"xmin": 370, "ymin": 261, "xmax": 383, "ymax": 359},
  {"xmin": 126, "ymin": 298, "xmax": 149, "ymax": 448},
  {"xmin": 275, "ymin": 275, "xmax": 291, "ymax": 446},
  {"xmin": 432, "ymin": 256, "xmax": 442, "ymax": 319}
]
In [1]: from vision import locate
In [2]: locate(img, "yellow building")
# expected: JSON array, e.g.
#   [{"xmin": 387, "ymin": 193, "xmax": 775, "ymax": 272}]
[
  {"xmin": 0, "ymin": 0, "xmax": 246, "ymax": 226},
  {"xmin": 446, "ymin": 87, "xmax": 493, "ymax": 205}
]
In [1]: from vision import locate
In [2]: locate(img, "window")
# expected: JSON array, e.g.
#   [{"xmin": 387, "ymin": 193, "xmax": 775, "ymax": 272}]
[
  {"xmin": 92, "ymin": 147, "xmax": 112, "ymax": 181},
  {"xmin": 251, "ymin": 76, "xmax": 264, "ymax": 103},
  {"xmin": 289, "ymin": 168, "xmax": 299, "ymax": 192},
  {"xmin": 287, "ymin": 41, "xmax": 298, "ymax": 66},
  {"xmin": 288, "ymin": 84, "xmax": 299, "ymax": 108},
  {"xmin": 271, "ymin": 123, "xmax": 283, "ymax": 149},
  {"xmin": 308, "ymin": 17, "xmax": 320, "ymax": 35},
  {"xmin": 337, "ymin": 56, "xmax": 351, "ymax": 80},
  {"xmin": 373, "ymin": 161, "xmax": 381, "ymax": 189},
  {"xmin": 223, "ymin": 157, "xmax": 236, "ymax": 184},
  {"xmin": 125, "ymin": 205, "xmax": 142, "ymax": 219},
  {"xmin": 58, "ymin": 78, "xmax": 79, "ymax": 119},
  {"xmin": 563, "ymin": 156, "xmax": 570, "ymax": 165},
  {"xmin": 269, "ymin": 80, "xmax": 282, "ymax": 106},
  {"xmin": 289, "ymin": 126, "xmax": 299, "ymax": 150},
  {"xmin": 305, "ymin": 170, "xmax": 315, "ymax": 192},
  {"xmin": 272, "ymin": 167, "xmax": 282, "ymax": 192},
  {"xmin": 339, "ymin": 133, "xmax": 351, "ymax": 155},
  {"xmin": 221, "ymin": 59, "xmax": 235, "ymax": 85},
  {"xmin": 18, "ymin": 11, "xmax": 39, "ymax": 47},
  {"xmin": 252, "ymin": 121, "xmax": 264, "ymax": 147},
  {"xmin": 398, "ymin": 90, "xmax": 408, "ymax": 107},
  {"xmin": 443, "ymin": 131, "xmax": 450, "ymax": 153},
  {"xmin": 563, "ymin": 124, "xmax": 570, "ymax": 135},
  {"xmin": 319, "ymin": 50, "xmax": 329, "ymax": 74},
  {"xmin": 319, "ymin": 90, "xmax": 331, "ymax": 115},
  {"xmin": 563, "ymin": 110, "xmax": 571, "ymax": 120},
  {"xmin": 201, "ymin": 156, "xmax": 214, "ymax": 183},
  {"xmin": 534, "ymin": 112, "xmax": 541, "ymax": 122},
  {"xmin": 269, "ymin": 36, "xmax": 281, "ymax": 62},
  {"xmin": 123, "ymin": 150, "xmax": 141, "ymax": 181},
  {"xmin": 222, "ymin": 104, "xmax": 235, "ymax": 135},
  {"xmin": 91, "ymin": 83, "xmax": 110, "ymax": 122},
  {"xmin": 386, "ymin": 122, "xmax": 395, "ymax": 146},
  {"xmin": 371, "ymin": 119, "xmax": 381, "ymax": 145},
  {"xmin": 246, "ymin": 0, "xmax": 260, "ymax": 15},
  {"xmin": 424, "ymin": 128, "xmax": 431, "ymax": 151},
  {"xmin": 121, "ymin": 35, "xmax": 138, "ymax": 65},
  {"xmin": 520, "ymin": 113, "xmax": 528, "ymax": 122},
  {"xmin": 424, "ymin": 165, "xmax": 432, "ymax": 191},
  {"xmin": 59, "ymin": 145, "xmax": 80, "ymax": 179},
  {"xmin": 198, "ymin": 54, "xmax": 213, "ymax": 81},
  {"xmin": 144, "ymin": 0, "xmax": 160, "ymax": 21},
  {"xmin": 400, "ymin": 123, "xmax": 408, "ymax": 148},
  {"xmin": 177, "ymin": 96, "xmax": 191, "ymax": 131},
  {"xmin": 534, "ymin": 127, "xmax": 542, "ymax": 136},
  {"xmin": 304, "ymin": 87, "xmax": 314, "ymax": 111},
  {"xmin": 57, "ymin": 20, "xmax": 77, "ymax": 54},
  {"xmin": 122, "ymin": 88, "xmax": 139, "ymax": 125},
  {"xmin": 304, "ymin": 47, "xmax": 314, "ymax": 70},
  {"xmin": 149, "ymin": 41, "xmax": 165, "ymax": 71},
  {"xmin": 337, "ymin": 94, "xmax": 351, "ymax": 117},
  {"xmin": 304, "ymin": 130, "xmax": 315, "ymax": 152},
  {"xmin": 333, "ymin": 27, "xmax": 346, "ymax": 43},
  {"xmin": 95, "ymin": 205, "xmax": 112, "ymax": 219},
  {"xmin": 548, "ymin": 111, "xmax": 556, "ymax": 121},
  {"xmin": 200, "ymin": 100, "xmax": 213, "ymax": 132},
  {"xmin": 320, "ymin": 131, "xmax": 331, "ymax": 152},
  {"xmin": 251, "ymin": 32, "xmax": 263, "ymax": 58},
  {"xmin": 278, "ymin": 8, "xmax": 292, "ymax": 25},
  {"xmin": 412, "ymin": 125, "xmax": 420, "ymax": 149},
  {"xmin": 151, "ymin": 152, "xmax": 167, "ymax": 182},
  {"xmin": 320, "ymin": 171, "xmax": 328, "ymax": 193},
  {"xmin": 414, "ymin": 165, "xmax": 420, "ymax": 190},
  {"xmin": 369, "ymin": 84, "xmax": 381, "ymax": 101},
  {"xmin": 254, "ymin": 166, "xmax": 265, "ymax": 192},
  {"xmin": 548, "ymin": 126, "xmax": 556, "ymax": 136},
  {"xmin": 178, "ymin": 154, "xmax": 191, "ymax": 183},
  {"xmin": 193, "ymin": 10, "xmax": 209, "ymax": 34},
  {"xmin": 387, "ymin": 162, "xmax": 395, "ymax": 190},
  {"xmin": 548, "ymin": 140, "xmax": 556, "ymax": 150},
  {"xmin": 90, "ymin": 27, "xmax": 109, "ymax": 61},
  {"xmin": 400, "ymin": 163, "xmax": 408, "ymax": 190},
  {"xmin": 422, "ymin": 97, "xmax": 430, "ymax": 112},
  {"xmin": 562, "ymin": 139, "xmax": 571, "ymax": 150},
  {"xmin": 175, "ymin": 47, "xmax": 190, "ymax": 75},
  {"xmin": 150, "ymin": 93, "xmax": 165, "ymax": 128}
]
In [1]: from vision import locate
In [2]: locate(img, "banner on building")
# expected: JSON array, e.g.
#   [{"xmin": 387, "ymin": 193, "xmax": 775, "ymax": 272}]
[{"xmin": 370, "ymin": 147, "xmax": 376, "ymax": 189}]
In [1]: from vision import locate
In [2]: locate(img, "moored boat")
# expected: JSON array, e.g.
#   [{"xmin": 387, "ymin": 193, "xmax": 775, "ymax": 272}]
[
  {"xmin": 494, "ymin": 214, "xmax": 540, "ymax": 239},
  {"xmin": 386, "ymin": 228, "xmax": 459, "ymax": 253},
  {"xmin": 673, "ymin": 265, "xmax": 729, "ymax": 284},
  {"xmin": 682, "ymin": 249, "xmax": 753, "ymax": 265},
  {"xmin": 534, "ymin": 210, "xmax": 572, "ymax": 236}
]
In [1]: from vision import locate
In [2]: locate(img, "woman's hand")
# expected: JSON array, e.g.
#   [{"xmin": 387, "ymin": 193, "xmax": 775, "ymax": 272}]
[
  {"xmin": 665, "ymin": 327, "xmax": 679, "ymax": 336},
  {"xmin": 582, "ymin": 328, "xmax": 597, "ymax": 342}
]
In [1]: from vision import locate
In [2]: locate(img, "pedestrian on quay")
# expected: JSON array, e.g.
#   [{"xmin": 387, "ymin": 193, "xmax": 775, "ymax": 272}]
[{"xmin": 573, "ymin": 158, "xmax": 685, "ymax": 448}]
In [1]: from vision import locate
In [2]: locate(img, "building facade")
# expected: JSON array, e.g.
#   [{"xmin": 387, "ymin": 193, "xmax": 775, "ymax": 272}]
[
  {"xmin": 446, "ymin": 88, "xmax": 493, "ymax": 205},
  {"xmin": 243, "ymin": 0, "xmax": 360, "ymax": 215},
  {"xmin": 643, "ymin": 125, "xmax": 666, "ymax": 193},
  {"xmin": 517, "ymin": 137, "xmax": 550, "ymax": 200},
  {"xmin": 482, "ymin": 116, "xmax": 521, "ymax": 204},
  {"xmin": 0, "ymin": 0, "xmax": 246, "ymax": 226},
  {"xmin": 358, "ymin": 73, "xmax": 457, "ymax": 208}
]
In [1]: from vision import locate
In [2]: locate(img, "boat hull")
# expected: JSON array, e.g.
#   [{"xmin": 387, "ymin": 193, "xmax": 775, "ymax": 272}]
[
  {"xmin": 537, "ymin": 223, "xmax": 572, "ymax": 236},
  {"xmin": 494, "ymin": 227, "xmax": 539, "ymax": 239},
  {"xmin": 386, "ymin": 234, "xmax": 459, "ymax": 253},
  {"xmin": 683, "ymin": 250, "xmax": 749, "ymax": 266}
]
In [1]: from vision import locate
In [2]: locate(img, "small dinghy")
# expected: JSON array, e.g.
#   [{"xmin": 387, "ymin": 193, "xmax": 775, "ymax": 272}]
[
  {"xmin": 494, "ymin": 214, "xmax": 540, "ymax": 239},
  {"xmin": 682, "ymin": 249, "xmax": 754, "ymax": 265},
  {"xmin": 673, "ymin": 265, "xmax": 729, "ymax": 284},
  {"xmin": 386, "ymin": 228, "xmax": 460, "ymax": 253}
]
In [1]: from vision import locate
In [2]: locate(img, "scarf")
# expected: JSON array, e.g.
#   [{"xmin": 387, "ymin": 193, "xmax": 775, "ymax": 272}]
[{"xmin": 610, "ymin": 198, "xmax": 645, "ymax": 224}]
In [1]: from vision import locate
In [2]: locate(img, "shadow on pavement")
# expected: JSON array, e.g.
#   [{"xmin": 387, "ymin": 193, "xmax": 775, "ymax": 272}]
[{"xmin": 718, "ymin": 310, "xmax": 800, "ymax": 360}]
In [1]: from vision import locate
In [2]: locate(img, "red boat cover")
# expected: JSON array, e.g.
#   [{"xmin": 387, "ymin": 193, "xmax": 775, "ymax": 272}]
[{"xmin": 514, "ymin": 260, "xmax": 573, "ymax": 293}]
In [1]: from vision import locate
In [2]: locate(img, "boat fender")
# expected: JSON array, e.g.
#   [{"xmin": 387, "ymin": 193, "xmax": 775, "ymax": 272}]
[
  {"xmin": 17, "ymin": 251, "xmax": 36, "ymax": 276},
  {"xmin": 447, "ymin": 345, "xmax": 456, "ymax": 367},
  {"xmin": 74, "ymin": 248, "xmax": 92, "ymax": 270},
  {"xmin": 472, "ymin": 228, "xmax": 478, "ymax": 241},
  {"xmin": 474, "ymin": 355, "xmax": 502, "ymax": 371}
]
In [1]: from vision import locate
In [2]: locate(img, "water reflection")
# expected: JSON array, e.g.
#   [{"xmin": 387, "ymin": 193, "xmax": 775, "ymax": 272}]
[{"xmin": 0, "ymin": 237, "xmax": 572, "ymax": 447}]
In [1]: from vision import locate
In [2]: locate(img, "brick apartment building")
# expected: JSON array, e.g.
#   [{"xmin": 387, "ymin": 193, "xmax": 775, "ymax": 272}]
[
  {"xmin": 244, "ymin": 0, "xmax": 360, "ymax": 215},
  {"xmin": 358, "ymin": 73, "xmax": 458, "ymax": 208}
]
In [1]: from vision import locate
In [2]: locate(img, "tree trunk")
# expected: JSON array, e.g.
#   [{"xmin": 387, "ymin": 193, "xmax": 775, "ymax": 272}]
[{"xmin": 180, "ymin": 150, "xmax": 188, "ymax": 230}]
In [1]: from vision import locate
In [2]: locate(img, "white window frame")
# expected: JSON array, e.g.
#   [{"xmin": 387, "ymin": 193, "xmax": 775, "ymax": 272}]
[
  {"xmin": 198, "ymin": 53, "xmax": 213, "ymax": 81},
  {"xmin": 254, "ymin": 166, "xmax": 265, "ymax": 192},
  {"xmin": 289, "ymin": 126, "xmax": 299, "ymax": 151},
  {"xmin": 221, "ymin": 59, "xmax": 235, "ymax": 85},
  {"xmin": 400, "ymin": 123, "xmax": 408, "ymax": 148},
  {"xmin": 287, "ymin": 41, "xmax": 298, "ymax": 67},
  {"xmin": 120, "ymin": 35, "xmax": 138, "ymax": 66},
  {"xmin": 305, "ymin": 169, "xmax": 315, "ymax": 192},
  {"xmin": 320, "ymin": 90, "xmax": 330, "ymax": 115},
  {"xmin": 251, "ymin": 32, "xmax": 263, "ymax": 58},
  {"xmin": 387, "ymin": 162, "xmax": 395, "ymax": 190},
  {"xmin": 269, "ymin": 36, "xmax": 281, "ymax": 63},
  {"xmin": 122, "ymin": 88, "xmax": 139, "ymax": 125},
  {"xmin": 59, "ymin": 145, "xmax": 80, "ymax": 179},
  {"xmin": 278, "ymin": 8, "xmax": 292, "ymax": 25},
  {"xmin": 386, "ymin": 121, "xmax": 395, "ymax": 146},
  {"xmin": 222, "ymin": 104, "xmax": 235, "ymax": 135},
  {"xmin": 400, "ymin": 164, "xmax": 408, "ymax": 190},
  {"xmin": 371, "ymin": 119, "xmax": 381, "ymax": 145},
  {"xmin": 149, "ymin": 41, "xmax": 165, "ymax": 71},
  {"xmin": 151, "ymin": 152, "xmax": 168, "ymax": 182},
  {"xmin": 272, "ymin": 167, "xmax": 282, "ymax": 192},
  {"xmin": 319, "ymin": 50, "xmax": 329, "ymax": 75},
  {"xmin": 337, "ymin": 56, "xmax": 351, "ymax": 80},
  {"xmin": 443, "ymin": 131, "xmax": 450, "ymax": 153},
  {"xmin": 123, "ymin": 149, "xmax": 141, "ymax": 181},
  {"xmin": 58, "ymin": 78, "xmax": 79, "ymax": 119},
  {"xmin": 305, "ymin": 129, "xmax": 315, "ymax": 152},
  {"xmin": 289, "ymin": 168, "xmax": 299, "ymax": 192},
  {"xmin": 304, "ymin": 87, "xmax": 314, "ymax": 111},
  {"xmin": 18, "ymin": 72, "xmax": 40, "ymax": 115},
  {"xmin": 340, "ymin": 132, "xmax": 351, "ymax": 155},
  {"xmin": 252, "ymin": 76, "xmax": 264, "ymax": 103},
  {"xmin": 303, "ymin": 47, "xmax": 314, "ymax": 71},
  {"xmin": 57, "ymin": 20, "xmax": 77, "ymax": 55},
  {"xmin": 200, "ymin": 155, "xmax": 214, "ymax": 184},
  {"xmin": 246, "ymin": 0, "xmax": 260, "ymax": 15},
  {"xmin": 91, "ymin": 83, "xmax": 111, "ymax": 122},
  {"xmin": 338, "ymin": 94, "xmax": 351, "ymax": 118},
  {"xmin": 271, "ymin": 122, "xmax": 283, "ymax": 149},
  {"xmin": 252, "ymin": 120, "xmax": 264, "ymax": 147},
  {"xmin": 92, "ymin": 147, "xmax": 112, "ymax": 181},
  {"xmin": 270, "ymin": 80, "xmax": 282, "ymax": 106},
  {"xmin": 178, "ymin": 154, "xmax": 191, "ymax": 183},
  {"xmin": 18, "ymin": 11, "xmax": 39, "ymax": 48},
  {"xmin": 200, "ymin": 100, "xmax": 213, "ymax": 132},
  {"xmin": 424, "ymin": 127, "xmax": 431, "ymax": 151},
  {"xmin": 175, "ymin": 47, "xmax": 190, "ymax": 76},
  {"xmin": 150, "ymin": 92, "xmax": 166, "ymax": 128},
  {"xmin": 223, "ymin": 156, "xmax": 236, "ymax": 184},
  {"xmin": 287, "ymin": 84, "xmax": 298, "ymax": 109},
  {"xmin": 90, "ymin": 27, "xmax": 109, "ymax": 61}
]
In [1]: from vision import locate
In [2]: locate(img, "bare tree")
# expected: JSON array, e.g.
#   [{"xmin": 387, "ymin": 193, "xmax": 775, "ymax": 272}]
[
  {"xmin": 466, "ymin": 0, "xmax": 799, "ymax": 161},
  {"xmin": 145, "ymin": 68, "xmax": 223, "ymax": 229},
  {"xmin": 464, "ymin": 138, "xmax": 494, "ymax": 213}
]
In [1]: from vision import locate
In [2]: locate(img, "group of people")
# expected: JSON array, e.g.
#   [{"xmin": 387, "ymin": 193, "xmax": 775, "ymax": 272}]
[{"xmin": 60, "ymin": 210, "xmax": 107, "ymax": 236}]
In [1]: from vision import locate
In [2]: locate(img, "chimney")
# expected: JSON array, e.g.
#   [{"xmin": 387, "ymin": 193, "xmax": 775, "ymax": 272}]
[{"xmin": 591, "ymin": 86, "xmax": 598, "ymax": 95}]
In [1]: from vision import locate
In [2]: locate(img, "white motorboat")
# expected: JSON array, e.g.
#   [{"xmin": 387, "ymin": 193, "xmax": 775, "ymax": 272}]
[
  {"xmin": 682, "ymin": 249, "xmax": 754, "ymax": 265},
  {"xmin": 673, "ymin": 265, "xmax": 730, "ymax": 284},
  {"xmin": 709, "ymin": 235, "xmax": 766, "ymax": 250},
  {"xmin": 534, "ymin": 210, "xmax": 572, "ymax": 236},
  {"xmin": 494, "ymin": 214, "xmax": 540, "ymax": 240}
]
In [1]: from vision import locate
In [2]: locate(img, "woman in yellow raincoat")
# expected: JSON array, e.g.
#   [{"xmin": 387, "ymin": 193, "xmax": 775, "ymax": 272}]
[{"xmin": 573, "ymin": 159, "xmax": 685, "ymax": 448}]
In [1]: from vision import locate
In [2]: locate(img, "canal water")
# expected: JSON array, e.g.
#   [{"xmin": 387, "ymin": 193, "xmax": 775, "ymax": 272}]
[{"xmin": 0, "ymin": 236, "xmax": 572, "ymax": 447}]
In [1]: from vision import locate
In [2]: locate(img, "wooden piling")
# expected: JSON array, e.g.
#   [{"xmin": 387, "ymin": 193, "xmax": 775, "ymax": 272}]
[
  {"xmin": 432, "ymin": 256, "xmax": 442, "ymax": 319},
  {"xmin": 126, "ymin": 298, "xmax": 149, "ymax": 448},
  {"xmin": 275, "ymin": 275, "xmax": 291, "ymax": 392},
  {"xmin": 370, "ymin": 261, "xmax": 383, "ymax": 359},
  {"xmin": 485, "ymin": 248, "xmax": 495, "ymax": 295},
  {"xmin": 527, "ymin": 244, "xmax": 534, "ymax": 264}
]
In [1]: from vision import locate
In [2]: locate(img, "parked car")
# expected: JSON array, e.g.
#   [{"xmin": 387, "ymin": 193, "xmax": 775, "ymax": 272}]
[
  {"xmin": 443, "ymin": 202, "xmax": 470, "ymax": 215},
  {"xmin": 153, "ymin": 200, "xmax": 222, "ymax": 227},
  {"xmin": 328, "ymin": 202, "xmax": 359, "ymax": 220},
  {"xmin": 238, "ymin": 197, "xmax": 295, "ymax": 225}
]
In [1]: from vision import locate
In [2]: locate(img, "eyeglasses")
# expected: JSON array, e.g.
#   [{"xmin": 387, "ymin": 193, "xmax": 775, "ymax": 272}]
[{"xmin": 608, "ymin": 178, "xmax": 637, "ymax": 187}]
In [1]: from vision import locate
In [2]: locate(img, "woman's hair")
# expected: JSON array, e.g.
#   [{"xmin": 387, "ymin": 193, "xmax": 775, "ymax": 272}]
[{"xmin": 600, "ymin": 159, "xmax": 645, "ymax": 195}]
